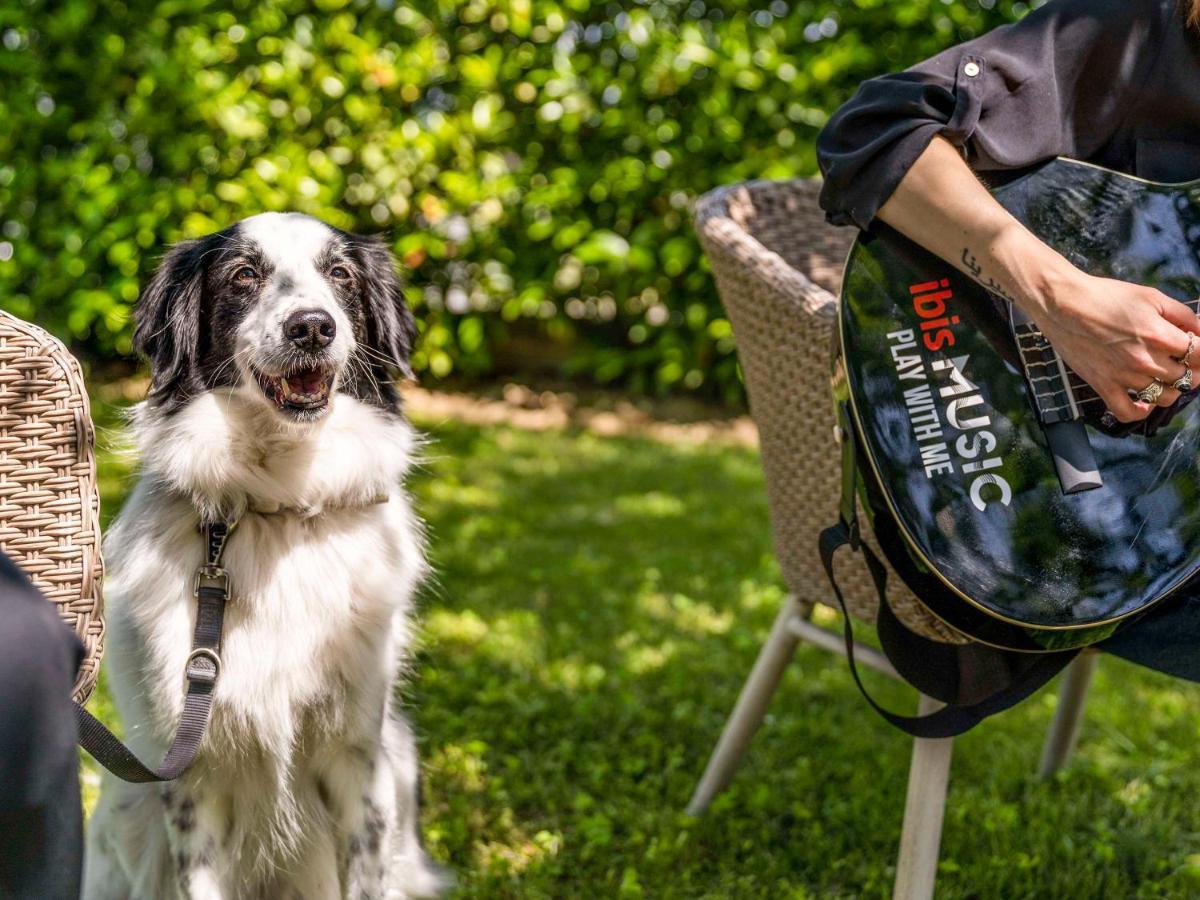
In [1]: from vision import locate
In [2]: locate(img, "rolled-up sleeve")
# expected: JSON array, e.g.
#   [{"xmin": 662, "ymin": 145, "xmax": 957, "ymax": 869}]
[{"xmin": 816, "ymin": 0, "xmax": 1167, "ymax": 229}]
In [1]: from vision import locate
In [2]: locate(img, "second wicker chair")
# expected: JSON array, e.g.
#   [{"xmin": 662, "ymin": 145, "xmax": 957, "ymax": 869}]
[{"xmin": 685, "ymin": 178, "xmax": 1101, "ymax": 900}]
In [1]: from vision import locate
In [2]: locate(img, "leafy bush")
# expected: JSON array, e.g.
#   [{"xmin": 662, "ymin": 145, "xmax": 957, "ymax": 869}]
[{"xmin": 0, "ymin": 0, "xmax": 1025, "ymax": 400}]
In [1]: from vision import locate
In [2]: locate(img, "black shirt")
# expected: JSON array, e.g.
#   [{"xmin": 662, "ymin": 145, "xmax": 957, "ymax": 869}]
[
  {"xmin": 816, "ymin": 0, "xmax": 1199, "ymax": 230},
  {"xmin": 814, "ymin": 0, "xmax": 1200, "ymax": 678}
]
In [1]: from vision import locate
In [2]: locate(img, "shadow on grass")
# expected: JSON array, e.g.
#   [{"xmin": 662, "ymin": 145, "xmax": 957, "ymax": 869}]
[{"xmin": 407, "ymin": 418, "xmax": 1200, "ymax": 900}]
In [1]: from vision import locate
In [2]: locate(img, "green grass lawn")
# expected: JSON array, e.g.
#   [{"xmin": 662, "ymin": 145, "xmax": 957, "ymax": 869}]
[{"xmin": 84, "ymin": 393, "xmax": 1200, "ymax": 898}]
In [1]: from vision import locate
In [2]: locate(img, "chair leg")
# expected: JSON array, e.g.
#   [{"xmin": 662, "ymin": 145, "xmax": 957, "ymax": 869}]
[
  {"xmin": 1038, "ymin": 650, "xmax": 1099, "ymax": 779},
  {"xmin": 893, "ymin": 694, "xmax": 953, "ymax": 900},
  {"xmin": 685, "ymin": 594, "xmax": 809, "ymax": 816}
]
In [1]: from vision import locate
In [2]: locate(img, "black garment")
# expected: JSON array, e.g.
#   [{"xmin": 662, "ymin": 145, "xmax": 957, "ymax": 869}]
[
  {"xmin": 816, "ymin": 0, "xmax": 1197, "ymax": 231},
  {"xmin": 0, "ymin": 553, "xmax": 84, "ymax": 900},
  {"xmin": 815, "ymin": 0, "xmax": 1200, "ymax": 683}
]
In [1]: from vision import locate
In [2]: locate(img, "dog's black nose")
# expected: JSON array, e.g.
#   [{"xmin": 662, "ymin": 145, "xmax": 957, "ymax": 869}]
[{"xmin": 284, "ymin": 309, "xmax": 336, "ymax": 352}]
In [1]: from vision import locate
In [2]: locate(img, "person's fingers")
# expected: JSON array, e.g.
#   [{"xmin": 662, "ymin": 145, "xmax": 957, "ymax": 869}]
[
  {"xmin": 1104, "ymin": 387, "xmax": 1153, "ymax": 423},
  {"xmin": 1157, "ymin": 385, "xmax": 1181, "ymax": 408},
  {"xmin": 1157, "ymin": 296, "xmax": 1200, "ymax": 336},
  {"xmin": 1140, "ymin": 355, "xmax": 1186, "ymax": 382},
  {"xmin": 1142, "ymin": 311, "xmax": 1200, "ymax": 385},
  {"xmin": 1130, "ymin": 331, "xmax": 1195, "ymax": 381},
  {"xmin": 1161, "ymin": 360, "xmax": 1194, "ymax": 392},
  {"xmin": 1145, "ymin": 317, "xmax": 1195, "ymax": 359}
]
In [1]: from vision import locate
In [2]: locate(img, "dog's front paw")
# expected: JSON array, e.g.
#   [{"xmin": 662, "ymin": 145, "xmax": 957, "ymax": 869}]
[{"xmin": 390, "ymin": 849, "xmax": 453, "ymax": 899}]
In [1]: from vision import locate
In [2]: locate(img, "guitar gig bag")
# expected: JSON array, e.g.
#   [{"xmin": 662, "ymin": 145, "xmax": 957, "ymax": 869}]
[{"xmin": 820, "ymin": 160, "xmax": 1200, "ymax": 737}]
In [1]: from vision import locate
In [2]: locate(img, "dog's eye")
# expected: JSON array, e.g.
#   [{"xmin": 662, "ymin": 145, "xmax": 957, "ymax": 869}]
[
  {"xmin": 329, "ymin": 265, "xmax": 352, "ymax": 281},
  {"xmin": 233, "ymin": 266, "xmax": 258, "ymax": 284}
]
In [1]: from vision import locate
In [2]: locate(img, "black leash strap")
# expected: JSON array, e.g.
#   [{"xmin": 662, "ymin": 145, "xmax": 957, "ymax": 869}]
[{"xmin": 75, "ymin": 520, "xmax": 236, "ymax": 782}]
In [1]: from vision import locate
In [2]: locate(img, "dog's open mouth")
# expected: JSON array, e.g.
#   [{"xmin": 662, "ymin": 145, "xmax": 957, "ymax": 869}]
[{"xmin": 252, "ymin": 364, "xmax": 334, "ymax": 414}]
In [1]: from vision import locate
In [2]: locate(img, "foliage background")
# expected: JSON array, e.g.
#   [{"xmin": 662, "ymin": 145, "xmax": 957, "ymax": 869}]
[
  {"xmin": 24, "ymin": 1, "xmax": 1198, "ymax": 894},
  {"xmin": 1, "ymin": 0, "xmax": 1031, "ymax": 401}
]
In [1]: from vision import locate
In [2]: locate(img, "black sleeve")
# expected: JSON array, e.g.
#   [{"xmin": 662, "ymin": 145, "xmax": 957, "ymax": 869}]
[
  {"xmin": 0, "ymin": 553, "xmax": 84, "ymax": 900},
  {"xmin": 816, "ymin": 0, "xmax": 1168, "ymax": 229}
]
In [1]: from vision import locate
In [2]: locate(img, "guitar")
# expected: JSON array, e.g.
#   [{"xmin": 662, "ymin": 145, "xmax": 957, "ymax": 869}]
[{"xmin": 835, "ymin": 157, "xmax": 1200, "ymax": 652}]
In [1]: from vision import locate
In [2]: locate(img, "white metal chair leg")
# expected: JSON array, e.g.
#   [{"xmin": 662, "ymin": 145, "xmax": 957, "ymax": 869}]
[
  {"xmin": 685, "ymin": 594, "xmax": 809, "ymax": 816},
  {"xmin": 893, "ymin": 694, "xmax": 953, "ymax": 900},
  {"xmin": 1038, "ymin": 650, "xmax": 1099, "ymax": 778}
]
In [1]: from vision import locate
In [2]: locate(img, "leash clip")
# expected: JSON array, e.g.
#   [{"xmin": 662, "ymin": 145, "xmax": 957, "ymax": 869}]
[{"xmin": 193, "ymin": 564, "xmax": 229, "ymax": 597}]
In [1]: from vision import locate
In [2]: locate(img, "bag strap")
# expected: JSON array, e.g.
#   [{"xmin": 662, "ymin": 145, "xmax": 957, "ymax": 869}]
[
  {"xmin": 821, "ymin": 406, "xmax": 1075, "ymax": 739},
  {"xmin": 74, "ymin": 520, "xmax": 235, "ymax": 782},
  {"xmin": 818, "ymin": 520, "xmax": 1076, "ymax": 738}
]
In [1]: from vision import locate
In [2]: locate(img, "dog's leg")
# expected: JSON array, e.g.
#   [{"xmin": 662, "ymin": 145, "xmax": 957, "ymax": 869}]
[
  {"xmin": 339, "ymin": 760, "xmax": 393, "ymax": 900},
  {"xmin": 83, "ymin": 788, "xmax": 134, "ymax": 900},
  {"xmin": 271, "ymin": 826, "xmax": 341, "ymax": 900},
  {"xmin": 322, "ymin": 715, "xmax": 444, "ymax": 899},
  {"xmin": 160, "ymin": 784, "xmax": 230, "ymax": 900},
  {"xmin": 383, "ymin": 714, "xmax": 450, "ymax": 898},
  {"xmin": 85, "ymin": 777, "xmax": 175, "ymax": 900}
]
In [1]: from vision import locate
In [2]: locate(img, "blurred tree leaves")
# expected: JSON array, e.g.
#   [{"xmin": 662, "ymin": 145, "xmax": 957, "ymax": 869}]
[{"xmin": 0, "ymin": 0, "xmax": 1026, "ymax": 400}]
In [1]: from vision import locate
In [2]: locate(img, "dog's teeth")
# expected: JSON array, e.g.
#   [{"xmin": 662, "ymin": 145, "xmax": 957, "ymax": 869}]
[{"xmin": 258, "ymin": 368, "xmax": 332, "ymax": 410}]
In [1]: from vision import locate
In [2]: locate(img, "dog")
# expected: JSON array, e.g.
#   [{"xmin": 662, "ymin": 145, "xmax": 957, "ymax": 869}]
[{"xmin": 84, "ymin": 213, "xmax": 448, "ymax": 899}]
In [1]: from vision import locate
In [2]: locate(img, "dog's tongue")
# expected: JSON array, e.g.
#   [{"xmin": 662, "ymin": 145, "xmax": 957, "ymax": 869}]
[{"xmin": 288, "ymin": 367, "xmax": 325, "ymax": 394}]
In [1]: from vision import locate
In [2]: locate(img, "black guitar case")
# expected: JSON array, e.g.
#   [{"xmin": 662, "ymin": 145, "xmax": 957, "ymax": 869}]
[{"xmin": 822, "ymin": 157, "xmax": 1200, "ymax": 736}]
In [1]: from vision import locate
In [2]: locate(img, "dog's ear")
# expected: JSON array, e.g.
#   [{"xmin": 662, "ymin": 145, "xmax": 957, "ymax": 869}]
[
  {"xmin": 133, "ymin": 238, "xmax": 211, "ymax": 407},
  {"xmin": 354, "ymin": 236, "xmax": 416, "ymax": 380}
]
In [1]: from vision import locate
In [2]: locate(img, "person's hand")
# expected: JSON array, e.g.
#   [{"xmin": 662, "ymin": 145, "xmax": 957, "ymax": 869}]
[
  {"xmin": 872, "ymin": 134, "xmax": 1200, "ymax": 422},
  {"xmin": 1030, "ymin": 270, "xmax": 1200, "ymax": 422}
]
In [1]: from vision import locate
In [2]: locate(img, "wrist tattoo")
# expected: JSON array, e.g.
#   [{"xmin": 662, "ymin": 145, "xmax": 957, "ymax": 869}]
[
  {"xmin": 961, "ymin": 247, "xmax": 1017, "ymax": 303},
  {"xmin": 961, "ymin": 247, "xmax": 982, "ymax": 278}
]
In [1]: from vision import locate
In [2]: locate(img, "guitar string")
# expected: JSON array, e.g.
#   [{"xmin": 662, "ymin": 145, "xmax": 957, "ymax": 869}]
[
  {"xmin": 925, "ymin": 295, "xmax": 1200, "ymax": 417},
  {"xmin": 1013, "ymin": 317, "xmax": 1200, "ymax": 410}
]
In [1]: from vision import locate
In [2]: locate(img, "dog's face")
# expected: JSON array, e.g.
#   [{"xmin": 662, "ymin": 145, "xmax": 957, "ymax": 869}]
[{"xmin": 134, "ymin": 212, "xmax": 415, "ymax": 422}]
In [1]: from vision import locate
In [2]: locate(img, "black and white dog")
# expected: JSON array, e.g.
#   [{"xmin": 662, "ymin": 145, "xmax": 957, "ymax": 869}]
[{"xmin": 84, "ymin": 213, "xmax": 447, "ymax": 899}]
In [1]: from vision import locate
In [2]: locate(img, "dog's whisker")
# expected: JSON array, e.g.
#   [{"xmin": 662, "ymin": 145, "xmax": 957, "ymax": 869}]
[
  {"xmin": 349, "ymin": 348, "xmax": 374, "ymax": 384},
  {"xmin": 356, "ymin": 344, "xmax": 401, "ymax": 368},
  {"xmin": 207, "ymin": 345, "xmax": 254, "ymax": 388}
]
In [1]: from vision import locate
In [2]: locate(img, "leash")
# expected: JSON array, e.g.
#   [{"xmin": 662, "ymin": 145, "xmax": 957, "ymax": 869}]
[{"xmin": 75, "ymin": 519, "xmax": 236, "ymax": 783}]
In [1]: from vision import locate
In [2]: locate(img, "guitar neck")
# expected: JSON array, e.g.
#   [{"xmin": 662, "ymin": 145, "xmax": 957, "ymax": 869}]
[{"xmin": 1014, "ymin": 295, "xmax": 1199, "ymax": 421}]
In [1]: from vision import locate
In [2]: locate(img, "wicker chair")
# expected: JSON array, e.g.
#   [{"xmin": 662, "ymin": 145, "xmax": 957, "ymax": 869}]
[
  {"xmin": 0, "ymin": 310, "xmax": 105, "ymax": 704},
  {"xmin": 686, "ymin": 180, "xmax": 1100, "ymax": 899}
]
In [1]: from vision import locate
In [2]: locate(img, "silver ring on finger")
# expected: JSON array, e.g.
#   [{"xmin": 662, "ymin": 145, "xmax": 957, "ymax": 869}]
[
  {"xmin": 1174, "ymin": 366, "xmax": 1195, "ymax": 392},
  {"xmin": 1136, "ymin": 379, "xmax": 1166, "ymax": 404},
  {"xmin": 1176, "ymin": 332, "xmax": 1197, "ymax": 367}
]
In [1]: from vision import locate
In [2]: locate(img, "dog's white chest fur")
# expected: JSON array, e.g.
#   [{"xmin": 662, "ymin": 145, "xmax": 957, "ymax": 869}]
[
  {"xmin": 108, "ymin": 492, "xmax": 419, "ymax": 760},
  {"xmin": 86, "ymin": 392, "xmax": 445, "ymax": 899}
]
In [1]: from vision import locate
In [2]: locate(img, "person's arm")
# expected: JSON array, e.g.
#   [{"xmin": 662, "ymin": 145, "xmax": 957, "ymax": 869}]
[
  {"xmin": 816, "ymin": 0, "xmax": 1186, "ymax": 420},
  {"xmin": 877, "ymin": 135, "xmax": 1200, "ymax": 421},
  {"xmin": 818, "ymin": 0, "xmax": 1164, "ymax": 231}
]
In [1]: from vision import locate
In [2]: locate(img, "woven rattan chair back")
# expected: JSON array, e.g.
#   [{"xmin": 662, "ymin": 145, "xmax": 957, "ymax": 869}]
[
  {"xmin": 694, "ymin": 179, "xmax": 964, "ymax": 643},
  {"xmin": 0, "ymin": 311, "xmax": 105, "ymax": 701}
]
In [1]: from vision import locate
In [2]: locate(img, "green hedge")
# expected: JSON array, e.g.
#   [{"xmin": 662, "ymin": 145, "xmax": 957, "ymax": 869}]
[{"xmin": 0, "ymin": 0, "xmax": 1025, "ymax": 400}]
